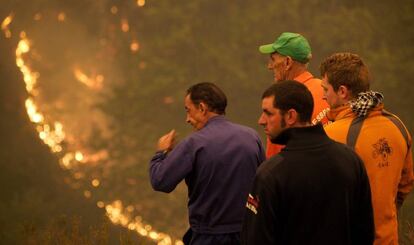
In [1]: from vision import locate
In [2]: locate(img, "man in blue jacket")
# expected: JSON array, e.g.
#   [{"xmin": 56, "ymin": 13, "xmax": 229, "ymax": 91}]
[{"xmin": 149, "ymin": 82, "xmax": 266, "ymax": 245}]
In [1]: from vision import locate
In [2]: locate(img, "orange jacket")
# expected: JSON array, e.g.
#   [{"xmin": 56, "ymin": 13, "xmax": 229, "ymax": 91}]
[
  {"xmin": 265, "ymin": 71, "xmax": 330, "ymax": 158},
  {"xmin": 324, "ymin": 104, "xmax": 413, "ymax": 245}
]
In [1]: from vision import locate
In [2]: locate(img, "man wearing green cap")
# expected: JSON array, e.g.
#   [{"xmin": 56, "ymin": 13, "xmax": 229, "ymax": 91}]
[{"xmin": 259, "ymin": 32, "xmax": 330, "ymax": 158}]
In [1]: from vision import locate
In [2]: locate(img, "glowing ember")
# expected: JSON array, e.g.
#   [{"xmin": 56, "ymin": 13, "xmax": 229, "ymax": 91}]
[
  {"xmin": 75, "ymin": 151, "xmax": 84, "ymax": 162},
  {"xmin": 121, "ymin": 18, "xmax": 130, "ymax": 32},
  {"xmin": 61, "ymin": 153, "xmax": 75, "ymax": 169},
  {"xmin": 34, "ymin": 13, "xmax": 42, "ymax": 21},
  {"xmin": 137, "ymin": 0, "xmax": 146, "ymax": 7},
  {"xmin": 82, "ymin": 150, "xmax": 109, "ymax": 163},
  {"xmin": 139, "ymin": 61, "xmax": 147, "ymax": 69},
  {"xmin": 57, "ymin": 12, "xmax": 66, "ymax": 22},
  {"xmin": 16, "ymin": 36, "xmax": 38, "ymax": 93},
  {"xmin": 126, "ymin": 205, "xmax": 135, "ymax": 212},
  {"xmin": 97, "ymin": 201, "xmax": 105, "ymax": 208},
  {"xmin": 84, "ymin": 190, "xmax": 92, "ymax": 198},
  {"xmin": 110, "ymin": 6, "xmax": 118, "ymax": 15},
  {"xmin": 130, "ymin": 40, "xmax": 140, "ymax": 52},
  {"xmin": 74, "ymin": 172, "xmax": 85, "ymax": 179},
  {"xmin": 92, "ymin": 179, "xmax": 100, "ymax": 187},
  {"xmin": 25, "ymin": 98, "xmax": 44, "ymax": 123},
  {"xmin": 1, "ymin": 13, "xmax": 13, "ymax": 38},
  {"xmin": 74, "ymin": 68, "xmax": 104, "ymax": 90},
  {"xmin": 35, "ymin": 122, "xmax": 66, "ymax": 151}
]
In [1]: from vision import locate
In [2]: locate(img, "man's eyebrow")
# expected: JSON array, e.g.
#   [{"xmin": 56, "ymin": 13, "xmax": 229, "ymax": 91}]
[{"xmin": 263, "ymin": 108, "xmax": 272, "ymax": 114}]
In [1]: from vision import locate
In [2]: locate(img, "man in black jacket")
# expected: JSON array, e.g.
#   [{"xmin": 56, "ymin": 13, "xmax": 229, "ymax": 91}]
[{"xmin": 241, "ymin": 80, "xmax": 374, "ymax": 245}]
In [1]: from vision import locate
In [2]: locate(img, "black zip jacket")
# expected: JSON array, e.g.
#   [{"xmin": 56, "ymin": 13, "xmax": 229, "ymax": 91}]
[{"xmin": 241, "ymin": 124, "xmax": 374, "ymax": 245}]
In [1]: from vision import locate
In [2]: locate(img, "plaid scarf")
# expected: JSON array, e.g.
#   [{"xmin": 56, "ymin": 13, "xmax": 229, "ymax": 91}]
[{"xmin": 349, "ymin": 91, "xmax": 384, "ymax": 117}]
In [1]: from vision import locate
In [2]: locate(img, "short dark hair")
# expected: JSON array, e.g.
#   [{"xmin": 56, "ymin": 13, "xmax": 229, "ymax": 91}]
[
  {"xmin": 262, "ymin": 80, "xmax": 313, "ymax": 123},
  {"xmin": 320, "ymin": 52, "xmax": 370, "ymax": 98},
  {"xmin": 187, "ymin": 82, "xmax": 227, "ymax": 115}
]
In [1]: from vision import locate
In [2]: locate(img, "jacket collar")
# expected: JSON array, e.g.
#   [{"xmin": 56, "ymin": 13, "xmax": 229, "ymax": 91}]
[
  {"xmin": 327, "ymin": 104, "xmax": 353, "ymax": 121},
  {"xmin": 204, "ymin": 115, "xmax": 226, "ymax": 127},
  {"xmin": 294, "ymin": 71, "xmax": 314, "ymax": 84},
  {"xmin": 327, "ymin": 104, "xmax": 384, "ymax": 121},
  {"xmin": 273, "ymin": 124, "xmax": 331, "ymax": 149}
]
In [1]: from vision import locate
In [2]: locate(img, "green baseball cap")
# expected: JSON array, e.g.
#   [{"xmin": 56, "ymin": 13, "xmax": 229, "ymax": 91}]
[{"xmin": 259, "ymin": 32, "xmax": 312, "ymax": 63}]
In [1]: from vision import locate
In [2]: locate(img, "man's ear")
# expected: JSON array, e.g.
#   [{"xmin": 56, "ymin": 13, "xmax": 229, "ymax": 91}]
[
  {"xmin": 284, "ymin": 109, "xmax": 298, "ymax": 126},
  {"xmin": 199, "ymin": 102, "xmax": 208, "ymax": 114},
  {"xmin": 285, "ymin": 56, "xmax": 293, "ymax": 70},
  {"xmin": 337, "ymin": 85, "xmax": 351, "ymax": 100}
]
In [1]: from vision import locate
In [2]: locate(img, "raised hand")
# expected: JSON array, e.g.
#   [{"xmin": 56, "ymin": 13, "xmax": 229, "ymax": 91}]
[{"xmin": 157, "ymin": 129, "xmax": 176, "ymax": 153}]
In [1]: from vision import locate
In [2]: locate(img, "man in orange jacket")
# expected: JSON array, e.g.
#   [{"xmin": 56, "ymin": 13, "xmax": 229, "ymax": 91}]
[
  {"xmin": 259, "ymin": 32, "xmax": 330, "ymax": 158},
  {"xmin": 320, "ymin": 52, "xmax": 414, "ymax": 245}
]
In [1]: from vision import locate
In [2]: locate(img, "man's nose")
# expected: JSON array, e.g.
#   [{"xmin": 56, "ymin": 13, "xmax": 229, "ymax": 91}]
[
  {"xmin": 267, "ymin": 61, "xmax": 273, "ymax": 70},
  {"xmin": 258, "ymin": 114, "xmax": 265, "ymax": 125}
]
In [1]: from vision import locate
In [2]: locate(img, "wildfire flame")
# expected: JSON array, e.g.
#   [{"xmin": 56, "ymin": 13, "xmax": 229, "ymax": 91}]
[
  {"xmin": 105, "ymin": 200, "xmax": 183, "ymax": 245},
  {"xmin": 14, "ymin": 21, "xmax": 182, "ymax": 245}
]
